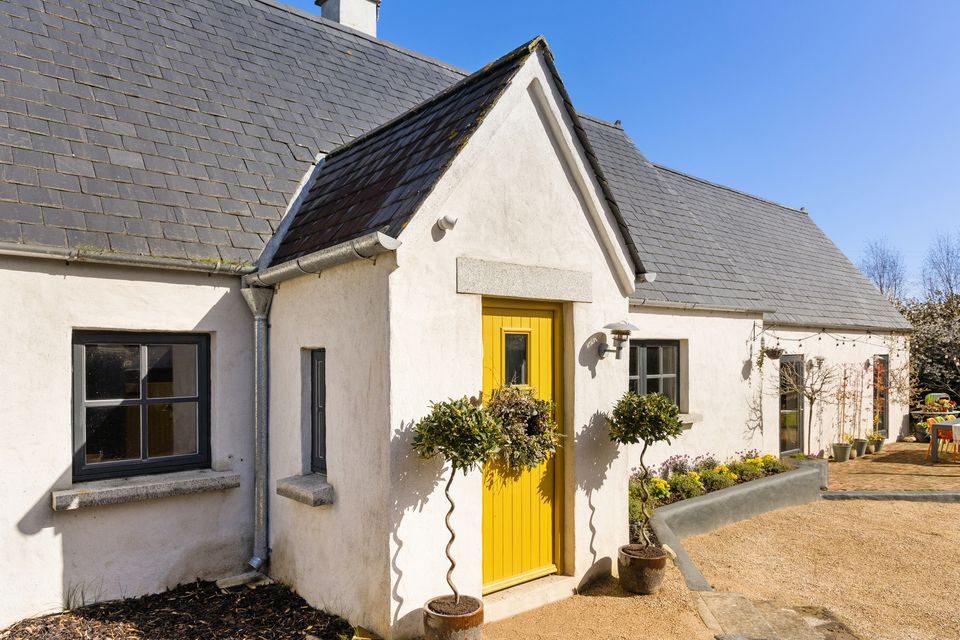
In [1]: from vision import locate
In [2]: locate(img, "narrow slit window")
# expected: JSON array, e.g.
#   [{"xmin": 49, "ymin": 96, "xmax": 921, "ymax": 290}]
[{"xmin": 311, "ymin": 349, "xmax": 327, "ymax": 474}]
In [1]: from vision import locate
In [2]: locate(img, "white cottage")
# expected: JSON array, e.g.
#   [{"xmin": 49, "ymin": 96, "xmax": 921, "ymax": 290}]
[{"xmin": 0, "ymin": 0, "xmax": 909, "ymax": 638}]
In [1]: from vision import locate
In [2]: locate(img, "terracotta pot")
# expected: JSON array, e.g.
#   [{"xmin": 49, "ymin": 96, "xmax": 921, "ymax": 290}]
[
  {"xmin": 852, "ymin": 438, "xmax": 868, "ymax": 457},
  {"xmin": 833, "ymin": 442, "xmax": 852, "ymax": 462},
  {"xmin": 423, "ymin": 595, "xmax": 483, "ymax": 640},
  {"xmin": 618, "ymin": 544, "xmax": 667, "ymax": 595}
]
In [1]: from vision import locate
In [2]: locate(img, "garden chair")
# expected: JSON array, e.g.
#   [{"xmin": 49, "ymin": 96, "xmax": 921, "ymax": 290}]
[{"xmin": 926, "ymin": 425, "xmax": 955, "ymax": 460}]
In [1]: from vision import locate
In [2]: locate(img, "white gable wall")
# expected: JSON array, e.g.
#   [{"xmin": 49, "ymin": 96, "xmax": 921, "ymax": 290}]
[
  {"xmin": 384, "ymin": 52, "xmax": 635, "ymax": 638},
  {"xmin": 0, "ymin": 257, "xmax": 253, "ymax": 630}
]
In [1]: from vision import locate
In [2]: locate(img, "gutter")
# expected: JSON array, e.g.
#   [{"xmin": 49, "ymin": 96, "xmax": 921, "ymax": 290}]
[
  {"xmin": 242, "ymin": 231, "xmax": 401, "ymax": 287},
  {"xmin": 630, "ymin": 298, "xmax": 775, "ymax": 315},
  {"xmin": 239, "ymin": 229, "xmax": 402, "ymax": 572},
  {"xmin": 0, "ymin": 241, "xmax": 256, "ymax": 275}
]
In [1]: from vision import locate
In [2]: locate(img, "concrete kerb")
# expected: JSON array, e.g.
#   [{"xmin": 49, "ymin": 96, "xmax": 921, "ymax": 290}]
[
  {"xmin": 822, "ymin": 490, "xmax": 960, "ymax": 502},
  {"xmin": 649, "ymin": 466, "xmax": 823, "ymax": 592}
]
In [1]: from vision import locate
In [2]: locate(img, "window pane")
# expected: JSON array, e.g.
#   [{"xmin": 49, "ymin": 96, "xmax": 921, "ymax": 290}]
[
  {"xmin": 661, "ymin": 377, "xmax": 678, "ymax": 404},
  {"xmin": 505, "ymin": 333, "xmax": 528, "ymax": 386},
  {"xmin": 628, "ymin": 377, "xmax": 641, "ymax": 395},
  {"xmin": 629, "ymin": 345, "xmax": 640, "ymax": 378},
  {"xmin": 646, "ymin": 346, "xmax": 660, "ymax": 375},
  {"xmin": 147, "ymin": 402, "xmax": 198, "ymax": 457},
  {"xmin": 646, "ymin": 377, "xmax": 661, "ymax": 394},
  {"xmin": 86, "ymin": 344, "xmax": 140, "ymax": 400},
  {"xmin": 147, "ymin": 345, "xmax": 198, "ymax": 398},
  {"xmin": 661, "ymin": 346, "xmax": 678, "ymax": 375},
  {"xmin": 85, "ymin": 406, "xmax": 140, "ymax": 463}
]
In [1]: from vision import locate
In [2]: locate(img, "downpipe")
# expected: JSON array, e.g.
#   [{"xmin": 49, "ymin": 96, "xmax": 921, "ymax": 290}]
[{"xmin": 241, "ymin": 286, "xmax": 275, "ymax": 571}]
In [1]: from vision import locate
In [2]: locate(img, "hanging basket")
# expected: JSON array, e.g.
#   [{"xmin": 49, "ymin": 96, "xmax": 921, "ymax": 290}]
[{"xmin": 764, "ymin": 347, "xmax": 785, "ymax": 360}]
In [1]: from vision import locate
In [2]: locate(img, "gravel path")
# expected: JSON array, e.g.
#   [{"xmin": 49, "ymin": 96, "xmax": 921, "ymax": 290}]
[
  {"xmin": 684, "ymin": 501, "xmax": 960, "ymax": 640},
  {"xmin": 828, "ymin": 442, "xmax": 960, "ymax": 491},
  {"xmin": 484, "ymin": 564, "xmax": 713, "ymax": 640}
]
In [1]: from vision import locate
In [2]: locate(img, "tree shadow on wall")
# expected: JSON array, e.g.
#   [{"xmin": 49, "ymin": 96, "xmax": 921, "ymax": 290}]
[
  {"xmin": 388, "ymin": 421, "xmax": 443, "ymax": 635},
  {"xmin": 573, "ymin": 410, "xmax": 620, "ymax": 591}
]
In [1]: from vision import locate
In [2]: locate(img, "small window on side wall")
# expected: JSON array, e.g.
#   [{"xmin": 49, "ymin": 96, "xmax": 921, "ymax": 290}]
[
  {"xmin": 628, "ymin": 340, "xmax": 681, "ymax": 407},
  {"xmin": 311, "ymin": 349, "xmax": 327, "ymax": 474},
  {"xmin": 72, "ymin": 331, "xmax": 210, "ymax": 482}
]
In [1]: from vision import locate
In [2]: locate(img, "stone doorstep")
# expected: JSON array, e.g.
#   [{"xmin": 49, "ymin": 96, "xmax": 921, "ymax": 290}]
[{"xmin": 482, "ymin": 574, "xmax": 579, "ymax": 624}]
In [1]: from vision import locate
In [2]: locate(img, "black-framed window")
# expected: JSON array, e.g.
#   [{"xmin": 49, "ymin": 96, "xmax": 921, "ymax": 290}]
[
  {"xmin": 628, "ymin": 340, "xmax": 680, "ymax": 406},
  {"xmin": 311, "ymin": 349, "xmax": 327, "ymax": 474},
  {"xmin": 72, "ymin": 331, "xmax": 210, "ymax": 481}
]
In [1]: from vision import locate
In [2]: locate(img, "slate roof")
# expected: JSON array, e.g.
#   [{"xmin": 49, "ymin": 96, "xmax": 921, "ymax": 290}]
[
  {"xmin": 580, "ymin": 116, "xmax": 766, "ymax": 312},
  {"xmin": 0, "ymin": 0, "xmax": 908, "ymax": 330},
  {"xmin": 654, "ymin": 165, "xmax": 911, "ymax": 330},
  {"xmin": 0, "ymin": 0, "xmax": 461, "ymax": 264},
  {"xmin": 270, "ymin": 39, "xmax": 533, "ymax": 265}
]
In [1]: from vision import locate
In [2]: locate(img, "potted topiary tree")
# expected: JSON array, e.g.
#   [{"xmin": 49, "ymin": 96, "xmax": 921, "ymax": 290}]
[
  {"xmin": 412, "ymin": 396, "xmax": 503, "ymax": 640},
  {"xmin": 607, "ymin": 391, "xmax": 684, "ymax": 595}
]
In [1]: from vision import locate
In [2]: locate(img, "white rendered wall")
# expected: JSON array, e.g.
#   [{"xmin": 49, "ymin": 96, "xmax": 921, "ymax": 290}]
[
  {"xmin": 761, "ymin": 325, "xmax": 910, "ymax": 455},
  {"xmin": 266, "ymin": 257, "xmax": 395, "ymax": 633},
  {"xmin": 624, "ymin": 306, "xmax": 765, "ymax": 471},
  {"xmin": 384, "ymin": 53, "xmax": 635, "ymax": 638},
  {"xmin": 0, "ymin": 257, "xmax": 253, "ymax": 630}
]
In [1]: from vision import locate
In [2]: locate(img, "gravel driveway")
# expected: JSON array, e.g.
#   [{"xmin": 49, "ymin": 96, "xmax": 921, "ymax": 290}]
[
  {"xmin": 485, "ymin": 564, "xmax": 713, "ymax": 640},
  {"xmin": 684, "ymin": 501, "xmax": 960, "ymax": 640}
]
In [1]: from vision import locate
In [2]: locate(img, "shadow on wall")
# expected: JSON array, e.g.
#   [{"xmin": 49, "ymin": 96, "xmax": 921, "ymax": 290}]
[
  {"xmin": 573, "ymin": 410, "xmax": 619, "ymax": 590},
  {"xmin": 578, "ymin": 332, "xmax": 606, "ymax": 380},
  {"xmin": 389, "ymin": 421, "xmax": 443, "ymax": 635},
  {"xmin": 10, "ymin": 266, "xmax": 253, "ymax": 621}
]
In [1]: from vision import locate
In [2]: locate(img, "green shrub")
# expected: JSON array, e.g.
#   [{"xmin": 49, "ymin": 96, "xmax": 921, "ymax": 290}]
[
  {"xmin": 486, "ymin": 386, "xmax": 560, "ymax": 471},
  {"xmin": 758, "ymin": 454, "xmax": 789, "ymax": 475},
  {"xmin": 412, "ymin": 396, "xmax": 502, "ymax": 474},
  {"xmin": 700, "ymin": 467, "xmax": 736, "ymax": 492},
  {"xmin": 669, "ymin": 471, "xmax": 704, "ymax": 499},
  {"xmin": 728, "ymin": 459, "xmax": 764, "ymax": 482}
]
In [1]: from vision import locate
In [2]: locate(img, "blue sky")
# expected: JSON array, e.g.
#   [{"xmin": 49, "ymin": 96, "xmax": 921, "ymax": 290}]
[{"xmin": 289, "ymin": 0, "xmax": 959, "ymax": 292}]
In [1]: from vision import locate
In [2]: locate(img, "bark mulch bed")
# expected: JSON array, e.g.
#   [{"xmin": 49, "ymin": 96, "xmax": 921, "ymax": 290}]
[{"xmin": 0, "ymin": 581, "xmax": 355, "ymax": 640}]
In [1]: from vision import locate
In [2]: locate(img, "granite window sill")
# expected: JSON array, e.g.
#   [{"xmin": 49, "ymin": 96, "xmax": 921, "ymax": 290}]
[
  {"xmin": 51, "ymin": 469, "xmax": 241, "ymax": 511},
  {"xmin": 276, "ymin": 473, "xmax": 335, "ymax": 507},
  {"xmin": 679, "ymin": 413, "xmax": 702, "ymax": 429}
]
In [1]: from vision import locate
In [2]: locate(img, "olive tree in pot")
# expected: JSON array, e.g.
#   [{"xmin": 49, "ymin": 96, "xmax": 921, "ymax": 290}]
[
  {"xmin": 412, "ymin": 397, "xmax": 502, "ymax": 640},
  {"xmin": 607, "ymin": 391, "xmax": 683, "ymax": 595}
]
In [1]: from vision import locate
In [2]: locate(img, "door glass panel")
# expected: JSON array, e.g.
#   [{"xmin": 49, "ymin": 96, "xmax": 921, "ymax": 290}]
[
  {"xmin": 85, "ymin": 406, "xmax": 140, "ymax": 463},
  {"xmin": 146, "ymin": 345, "xmax": 198, "ymax": 398},
  {"xmin": 147, "ymin": 402, "xmax": 198, "ymax": 457},
  {"xmin": 504, "ymin": 333, "xmax": 528, "ymax": 385},
  {"xmin": 779, "ymin": 357, "xmax": 803, "ymax": 453},
  {"xmin": 86, "ymin": 344, "xmax": 140, "ymax": 400}
]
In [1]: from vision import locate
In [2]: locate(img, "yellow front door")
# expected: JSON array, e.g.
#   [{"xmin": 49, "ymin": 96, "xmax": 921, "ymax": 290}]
[{"xmin": 482, "ymin": 300, "xmax": 563, "ymax": 594}]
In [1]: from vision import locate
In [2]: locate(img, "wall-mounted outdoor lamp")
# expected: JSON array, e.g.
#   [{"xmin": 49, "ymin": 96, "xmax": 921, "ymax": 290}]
[
  {"xmin": 598, "ymin": 321, "xmax": 639, "ymax": 360},
  {"xmin": 436, "ymin": 214, "xmax": 458, "ymax": 231}
]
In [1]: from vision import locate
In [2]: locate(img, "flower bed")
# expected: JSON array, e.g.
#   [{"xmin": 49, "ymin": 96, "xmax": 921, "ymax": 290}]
[{"xmin": 629, "ymin": 451, "xmax": 792, "ymax": 540}]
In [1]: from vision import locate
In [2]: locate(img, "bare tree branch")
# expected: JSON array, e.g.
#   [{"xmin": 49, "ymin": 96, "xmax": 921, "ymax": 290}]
[
  {"xmin": 923, "ymin": 233, "xmax": 960, "ymax": 300},
  {"xmin": 858, "ymin": 238, "xmax": 906, "ymax": 302}
]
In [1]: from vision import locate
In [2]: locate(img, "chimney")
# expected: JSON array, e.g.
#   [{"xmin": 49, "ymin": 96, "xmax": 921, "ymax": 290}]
[{"xmin": 315, "ymin": 0, "xmax": 380, "ymax": 37}]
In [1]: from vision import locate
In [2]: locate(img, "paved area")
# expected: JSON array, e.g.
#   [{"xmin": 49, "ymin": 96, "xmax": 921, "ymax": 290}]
[
  {"xmin": 484, "ymin": 565, "xmax": 713, "ymax": 640},
  {"xmin": 685, "ymin": 500, "xmax": 960, "ymax": 640},
  {"xmin": 828, "ymin": 442, "xmax": 960, "ymax": 491}
]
